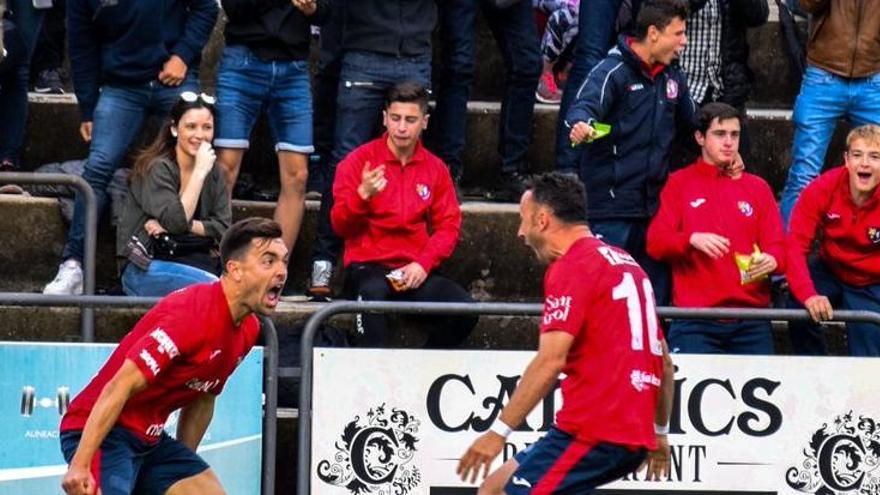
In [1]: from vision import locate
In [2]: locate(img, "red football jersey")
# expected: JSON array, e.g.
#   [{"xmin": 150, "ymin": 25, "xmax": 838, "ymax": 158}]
[
  {"xmin": 541, "ymin": 237, "xmax": 664, "ymax": 449},
  {"xmin": 60, "ymin": 282, "xmax": 261, "ymax": 443}
]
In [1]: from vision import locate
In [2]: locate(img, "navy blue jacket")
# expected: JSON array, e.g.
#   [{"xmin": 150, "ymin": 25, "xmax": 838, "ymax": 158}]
[
  {"xmin": 68, "ymin": 0, "xmax": 219, "ymax": 121},
  {"xmin": 566, "ymin": 35, "xmax": 696, "ymax": 220}
]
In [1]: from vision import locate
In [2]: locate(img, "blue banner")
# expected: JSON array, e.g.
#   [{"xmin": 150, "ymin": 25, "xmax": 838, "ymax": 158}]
[{"xmin": 0, "ymin": 342, "xmax": 263, "ymax": 494}]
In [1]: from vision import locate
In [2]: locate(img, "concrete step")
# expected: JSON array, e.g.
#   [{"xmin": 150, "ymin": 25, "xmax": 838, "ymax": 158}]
[{"xmin": 19, "ymin": 97, "xmax": 851, "ymax": 196}]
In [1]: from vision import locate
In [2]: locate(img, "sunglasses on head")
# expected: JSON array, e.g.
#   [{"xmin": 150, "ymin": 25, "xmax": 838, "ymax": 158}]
[{"xmin": 179, "ymin": 91, "xmax": 216, "ymax": 105}]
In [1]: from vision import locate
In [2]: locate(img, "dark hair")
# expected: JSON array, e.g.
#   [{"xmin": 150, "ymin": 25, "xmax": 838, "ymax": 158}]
[
  {"xmin": 524, "ymin": 173, "xmax": 589, "ymax": 225},
  {"xmin": 696, "ymin": 102, "xmax": 742, "ymax": 135},
  {"xmin": 385, "ymin": 82, "xmax": 430, "ymax": 114},
  {"xmin": 219, "ymin": 218, "xmax": 283, "ymax": 271},
  {"xmin": 130, "ymin": 95, "xmax": 216, "ymax": 181},
  {"xmin": 632, "ymin": 0, "xmax": 689, "ymax": 40}
]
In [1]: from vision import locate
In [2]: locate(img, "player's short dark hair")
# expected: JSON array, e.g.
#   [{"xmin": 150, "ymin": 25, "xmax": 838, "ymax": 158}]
[
  {"xmin": 696, "ymin": 102, "xmax": 742, "ymax": 135},
  {"xmin": 219, "ymin": 218, "xmax": 283, "ymax": 270},
  {"xmin": 385, "ymin": 82, "xmax": 430, "ymax": 114},
  {"xmin": 632, "ymin": 0, "xmax": 689, "ymax": 40},
  {"xmin": 524, "ymin": 173, "xmax": 589, "ymax": 225}
]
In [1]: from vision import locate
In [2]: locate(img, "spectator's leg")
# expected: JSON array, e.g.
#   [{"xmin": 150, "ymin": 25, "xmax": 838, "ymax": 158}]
[
  {"xmin": 633, "ymin": 219, "xmax": 670, "ymax": 307},
  {"xmin": 554, "ymin": 0, "xmax": 623, "ymax": 173},
  {"xmin": 840, "ymin": 283, "xmax": 880, "ymax": 357},
  {"xmin": 846, "ymin": 70, "xmax": 880, "ymax": 128},
  {"xmin": 30, "ymin": 0, "xmax": 64, "ymax": 92},
  {"xmin": 667, "ymin": 320, "xmax": 726, "ymax": 354},
  {"xmin": 270, "ymin": 58, "xmax": 313, "ymax": 252},
  {"xmin": 727, "ymin": 320, "xmax": 775, "ymax": 355},
  {"xmin": 430, "ymin": 0, "xmax": 477, "ymax": 182},
  {"xmin": 0, "ymin": 0, "xmax": 44, "ymax": 167},
  {"xmin": 62, "ymin": 85, "xmax": 150, "ymax": 262},
  {"xmin": 403, "ymin": 274, "xmax": 478, "ymax": 349},
  {"xmin": 121, "ymin": 261, "xmax": 218, "ymax": 298},
  {"xmin": 786, "ymin": 258, "xmax": 842, "ymax": 356},
  {"xmin": 346, "ymin": 264, "xmax": 394, "ymax": 348},
  {"xmin": 779, "ymin": 66, "xmax": 848, "ymax": 227},
  {"xmin": 485, "ymin": 0, "xmax": 543, "ymax": 175},
  {"xmin": 590, "ymin": 219, "xmax": 633, "ymax": 250}
]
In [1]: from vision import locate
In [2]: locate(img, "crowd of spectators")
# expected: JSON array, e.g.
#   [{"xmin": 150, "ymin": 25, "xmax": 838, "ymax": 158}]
[{"xmin": 0, "ymin": 0, "xmax": 878, "ymax": 356}]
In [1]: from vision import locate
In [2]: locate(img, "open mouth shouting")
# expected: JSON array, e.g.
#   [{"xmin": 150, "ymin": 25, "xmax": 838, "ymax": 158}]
[{"xmin": 264, "ymin": 281, "xmax": 285, "ymax": 309}]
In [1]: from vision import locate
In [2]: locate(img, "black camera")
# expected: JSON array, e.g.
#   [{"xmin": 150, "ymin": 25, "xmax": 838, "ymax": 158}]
[{"xmin": 154, "ymin": 233, "xmax": 178, "ymax": 256}]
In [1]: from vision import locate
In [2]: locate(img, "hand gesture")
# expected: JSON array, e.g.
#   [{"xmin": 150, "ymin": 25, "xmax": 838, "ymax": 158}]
[
  {"xmin": 456, "ymin": 431, "xmax": 505, "ymax": 484},
  {"xmin": 291, "ymin": 0, "xmax": 317, "ymax": 14},
  {"xmin": 144, "ymin": 219, "xmax": 166, "ymax": 237},
  {"xmin": 357, "ymin": 161, "xmax": 387, "ymax": 200},
  {"xmin": 569, "ymin": 121, "xmax": 596, "ymax": 145},
  {"xmin": 723, "ymin": 152, "xmax": 745, "ymax": 179},
  {"xmin": 79, "ymin": 122, "xmax": 93, "ymax": 143},
  {"xmin": 62, "ymin": 464, "xmax": 95, "ymax": 495},
  {"xmin": 689, "ymin": 232, "xmax": 730, "ymax": 259},
  {"xmin": 398, "ymin": 262, "xmax": 428, "ymax": 290},
  {"xmin": 805, "ymin": 295, "xmax": 833, "ymax": 322},
  {"xmin": 159, "ymin": 55, "xmax": 187, "ymax": 86},
  {"xmin": 194, "ymin": 141, "xmax": 216, "ymax": 178},
  {"xmin": 640, "ymin": 434, "xmax": 671, "ymax": 481},
  {"xmin": 746, "ymin": 252, "xmax": 777, "ymax": 280}
]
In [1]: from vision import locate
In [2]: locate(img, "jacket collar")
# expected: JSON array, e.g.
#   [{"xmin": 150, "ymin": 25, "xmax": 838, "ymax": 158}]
[
  {"xmin": 376, "ymin": 132, "xmax": 428, "ymax": 166},
  {"xmin": 616, "ymin": 35, "xmax": 668, "ymax": 81}
]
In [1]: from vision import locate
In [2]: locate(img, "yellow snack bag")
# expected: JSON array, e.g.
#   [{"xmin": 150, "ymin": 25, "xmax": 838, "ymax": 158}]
[{"xmin": 734, "ymin": 244, "xmax": 765, "ymax": 285}]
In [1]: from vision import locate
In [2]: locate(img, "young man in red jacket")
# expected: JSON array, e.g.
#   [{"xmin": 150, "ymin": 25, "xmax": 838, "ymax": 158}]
[
  {"xmin": 647, "ymin": 102, "xmax": 785, "ymax": 354},
  {"xmin": 786, "ymin": 124, "xmax": 880, "ymax": 357},
  {"xmin": 331, "ymin": 82, "xmax": 478, "ymax": 347}
]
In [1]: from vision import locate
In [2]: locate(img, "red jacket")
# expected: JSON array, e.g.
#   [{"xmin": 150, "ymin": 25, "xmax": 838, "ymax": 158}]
[
  {"xmin": 786, "ymin": 166, "xmax": 880, "ymax": 303},
  {"xmin": 647, "ymin": 159, "xmax": 786, "ymax": 308},
  {"xmin": 331, "ymin": 135, "xmax": 461, "ymax": 271}
]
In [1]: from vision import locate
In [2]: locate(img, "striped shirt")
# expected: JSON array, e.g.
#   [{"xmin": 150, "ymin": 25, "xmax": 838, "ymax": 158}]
[{"xmin": 680, "ymin": 0, "xmax": 723, "ymax": 105}]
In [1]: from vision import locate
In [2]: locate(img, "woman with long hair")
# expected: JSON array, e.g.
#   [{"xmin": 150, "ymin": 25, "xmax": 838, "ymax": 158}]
[{"xmin": 117, "ymin": 92, "xmax": 231, "ymax": 296}]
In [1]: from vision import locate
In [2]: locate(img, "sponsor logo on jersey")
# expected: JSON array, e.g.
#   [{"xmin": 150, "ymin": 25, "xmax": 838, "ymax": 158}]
[
  {"xmin": 690, "ymin": 198, "xmax": 706, "ymax": 208},
  {"xmin": 145, "ymin": 422, "xmax": 165, "ymax": 437},
  {"xmin": 512, "ymin": 476, "xmax": 532, "ymax": 488},
  {"xmin": 543, "ymin": 295, "xmax": 572, "ymax": 325},
  {"xmin": 186, "ymin": 378, "xmax": 221, "ymax": 393},
  {"xmin": 150, "ymin": 328, "xmax": 179, "ymax": 359},
  {"xmin": 826, "ymin": 212, "xmax": 841, "ymax": 221},
  {"xmin": 630, "ymin": 369, "xmax": 661, "ymax": 392},
  {"xmin": 628, "ymin": 83, "xmax": 644, "ymax": 92},
  {"xmin": 209, "ymin": 349, "xmax": 222, "ymax": 360},
  {"xmin": 666, "ymin": 79, "xmax": 679, "ymax": 99},
  {"xmin": 416, "ymin": 183, "xmax": 430, "ymax": 201},
  {"xmin": 139, "ymin": 349, "xmax": 160, "ymax": 376},
  {"xmin": 868, "ymin": 227, "xmax": 880, "ymax": 245},
  {"xmin": 738, "ymin": 200, "xmax": 754, "ymax": 217}
]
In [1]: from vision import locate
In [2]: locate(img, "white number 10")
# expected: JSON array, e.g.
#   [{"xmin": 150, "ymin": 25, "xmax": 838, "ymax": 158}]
[{"xmin": 612, "ymin": 272, "xmax": 663, "ymax": 356}]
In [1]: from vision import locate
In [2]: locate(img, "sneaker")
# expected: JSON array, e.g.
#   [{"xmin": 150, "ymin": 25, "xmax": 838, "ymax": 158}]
[
  {"xmin": 485, "ymin": 172, "xmax": 527, "ymax": 203},
  {"xmin": 535, "ymin": 69, "xmax": 562, "ymax": 104},
  {"xmin": 307, "ymin": 260, "xmax": 333, "ymax": 298},
  {"xmin": 34, "ymin": 69, "xmax": 65, "ymax": 95},
  {"xmin": 43, "ymin": 259, "xmax": 83, "ymax": 295}
]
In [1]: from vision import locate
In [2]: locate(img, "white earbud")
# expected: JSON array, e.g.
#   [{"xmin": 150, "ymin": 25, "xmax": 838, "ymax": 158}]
[{"xmin": 171, "ymin": 129, "xmax": 178, "ymax": 138}]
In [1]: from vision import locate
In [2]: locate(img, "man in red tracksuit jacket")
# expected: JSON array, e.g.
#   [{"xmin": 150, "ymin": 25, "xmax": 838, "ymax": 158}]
[
  {"xmin": 647, "ymin": 102, "xmax": 785, "ymax": 354},
  {"xmin": 786, "ymin": 124, "xmax": 880, "ymax": 357},
  {"xmin": 331, "ymin": 82, "xmax": 478, "ymax": 347}
]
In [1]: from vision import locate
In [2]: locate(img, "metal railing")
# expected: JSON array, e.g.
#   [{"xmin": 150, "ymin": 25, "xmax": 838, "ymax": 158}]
[
  {"xmin": 0, "ymin": 294, "xmax": 279, "ymax": 495},
  {"xmin": 0, "ymin": 172, "xmax": 98, "ymax": 341},
  {"xmin": 294, "ymin": 301, "xmax": 880, "ymax": 495}
]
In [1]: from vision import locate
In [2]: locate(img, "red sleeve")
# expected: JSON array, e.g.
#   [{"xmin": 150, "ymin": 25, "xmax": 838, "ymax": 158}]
[
  {"xmin": 124, "ymin": 313, "xmax": 201, "ymax": 383},
  {"xmin": 415, "ymin": 164, "xmax": 462, "ymax": 272},
  {"xmin": 330, "ymin": 150, "xmax": 372, "ymax": 238},
  {"xmin": 754, "ymin": 179, "xmax": 787, "ymax": 274},
  {"xmin": 540, "ymin": 263, "xmax": 591, "ymax": 337},
  {"xmin": 646, "ymin": 176, "xmax": 691, "ymax": 261},
  {"xmin": 786, "ymin": 177, "xmax": 828, "ymax": 303}
]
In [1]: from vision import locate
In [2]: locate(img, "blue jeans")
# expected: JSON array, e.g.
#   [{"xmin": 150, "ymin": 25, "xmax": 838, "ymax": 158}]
[
  {"xmin": 554, "ymin": 0, "xmax": 624, "ymax": 173},
  {"xmin": 787, "ymin": 259, "xmax": 880, "ymax": 357},
  {"xmin": 668, "ymin": 319, "xmax": 775, "ymax": 355},
  {"xmin": 780, "ymin": 65, "xmax": 880, "ymax": 227},
  {"xmin": 591, "ymin": 218, "xmax": 671, "ymax": 307},
  {"xmin": 121, "ymin": 260, "xmax": 217, "ymax": 297},
  {"xmin": 62, "ymin": 76, "xmax": 198, "ymax": 262},
  {"xmin": 312, "ymin": 50, "xmax": 431, "ymax": 265},
  {"xmin": 215, "ymin": 45, "xmax": 313, "ymax": 153},
  {"xmin": 0, "ymin": 0, "xmax": 45, "ymax": 165},
  {"xmin": 432, "ymin": 0, "xmax": 542, "ymax": 178}
]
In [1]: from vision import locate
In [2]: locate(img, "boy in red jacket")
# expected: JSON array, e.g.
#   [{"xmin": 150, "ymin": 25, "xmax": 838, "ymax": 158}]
[
  {"xmin": 647, "ymin": 102, "xmax": 785, "ymax": 354},
  {"xmin": 786, "ymin": 124, "xmax": 880, "ymax": 357},
  {"xmin": 331, "ymin": 82, "xmax": 478, "ymax": 347}
]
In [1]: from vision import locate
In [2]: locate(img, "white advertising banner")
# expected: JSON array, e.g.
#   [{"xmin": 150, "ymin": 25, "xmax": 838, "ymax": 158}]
[{"xmin": 311, "ymin": 349, "xmax": 880, "ymax": 495}]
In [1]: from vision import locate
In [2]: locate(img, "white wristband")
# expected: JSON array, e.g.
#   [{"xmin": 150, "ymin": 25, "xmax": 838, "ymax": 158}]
[
  {"xmin": 489, "ymin": 418, "xmax": 513, "ymax": 438},
  {"xmin": 654, "ymin": 422, "xmax": 670, "ymax": 435}
]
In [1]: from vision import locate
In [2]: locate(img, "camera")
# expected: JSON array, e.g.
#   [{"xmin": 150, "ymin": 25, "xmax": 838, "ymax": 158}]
[{"xmin": 154, "ymin": 233, "xmax": 178, "ymax": 256}]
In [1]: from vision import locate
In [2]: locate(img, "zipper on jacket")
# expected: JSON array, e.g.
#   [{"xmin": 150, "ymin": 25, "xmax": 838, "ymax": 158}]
[{"xmin": 849, "ymin": 0, "xmax": 864, "ymax": 76}]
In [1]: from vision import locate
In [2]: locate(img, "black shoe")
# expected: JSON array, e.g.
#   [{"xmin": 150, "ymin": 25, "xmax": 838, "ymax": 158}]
[
  {"xmin": 34, "ymin": 69, "xmax": 65, "ymax": 95},
  {"xmin": 485, "ymin": 172, "xmax": 527, "ymax": 203}
]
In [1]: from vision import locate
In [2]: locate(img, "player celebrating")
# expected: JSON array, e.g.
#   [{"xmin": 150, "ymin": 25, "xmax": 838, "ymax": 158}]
[
  {"xmin": 59, "ymin": 218, "xmax": 288, "ymax": 495},
  {"xmin": 457, "ymin": 173, "xmax": 675, "ymax": 494}
]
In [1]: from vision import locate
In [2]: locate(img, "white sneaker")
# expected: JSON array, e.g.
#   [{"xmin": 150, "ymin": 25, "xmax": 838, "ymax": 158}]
[{"xmin": 43, "ymin": 260, "xmax": 83, "ymax": 295}]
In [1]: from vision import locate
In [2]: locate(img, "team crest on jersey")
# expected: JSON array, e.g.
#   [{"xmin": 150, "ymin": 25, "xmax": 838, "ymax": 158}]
[
  {"xmin": 415, "ymin": 183, "xmax": 430, "ymax": 201},
  {"xmin": 868, "ymin": 227, "xmax": 880, "ymax": 244},
  {"xmin": 666, "ymin": 79, "xmax": 679, "ymax": 99},
  {"xmin": 738, "ymin": 201, "xmax": 754, "ymax": 217},
  {"xmin": 317, "ymin": 403, "xmax": 421, "ymax": 494}
]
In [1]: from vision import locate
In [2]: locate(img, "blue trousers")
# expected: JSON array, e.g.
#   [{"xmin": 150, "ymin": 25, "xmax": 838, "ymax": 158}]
[{"xmin": 668, "ymin": 319, "xmax": 775, "ymax": 355}]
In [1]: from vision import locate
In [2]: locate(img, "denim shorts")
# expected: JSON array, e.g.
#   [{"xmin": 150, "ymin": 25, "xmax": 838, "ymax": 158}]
[{"xmin": 215, "ymin": 44, "xmax": 314, "ymax": 154}]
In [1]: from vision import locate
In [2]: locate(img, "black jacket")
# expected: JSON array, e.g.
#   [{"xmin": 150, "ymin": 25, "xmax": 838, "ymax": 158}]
[
  {"xmin": 341, "ymin": 0, "xmax": 435, "ymax": 57},
  {"xmin": 222, "ymin": 0, "xmax": 331, "ymax": 61},
  {"xmin": 716, "ymin": 0, "xmax": 769, "ymax": 107},
  {"xmin": 566, "ymin": 36, "xmax": 696, "ymax": 220}
]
